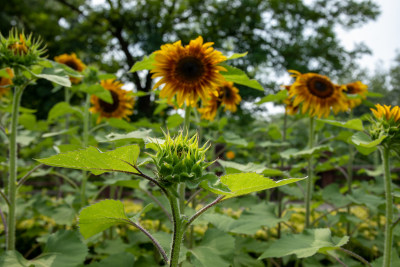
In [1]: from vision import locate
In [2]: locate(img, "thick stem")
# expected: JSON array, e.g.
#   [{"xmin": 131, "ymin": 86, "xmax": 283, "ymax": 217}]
[
  {"xmin": 305, "ymin": 116, "xmax": 315, "ymax": 228},
  {"xmin": 382, "ymin": 146, "xmax": 393, "ymax": 267},
  {"xmin": 81, "ymin": 94, "xmax": 91, "ymax": 207},
  {"xmin": 184, "ymin": 104, "xmax": 191, "ymax": 133},
  {"xmin": 169, "ymin": 191, "xmax": 185, "ymax": 267},
  {"xmin": 7, "ymin": 86, "xmax": 24, "ymax": 250}
]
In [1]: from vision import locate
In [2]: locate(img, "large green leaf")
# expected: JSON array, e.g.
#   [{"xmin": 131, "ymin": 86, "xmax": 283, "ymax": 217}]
[
  {"xmin": 129, "ymin": 53, "xmax": 156, "ymax": 72},
  {"xmin": 221, "ymin": 65, "xmax": 263, "ymax": 91},
  {"xmin": 79, "ymin": 199, "xmax": 131, "ymax": 239},
  {"xmin": 98, "ymin": 129, "xmax": 152, "ymax": 143},
  {"xmin": 351, "ymin": 132, "xmax": 386, "ymax": 148},
  {"xmin": 256, "ymin": 90, "xmax": 288, "ymax": 105},
  {"xmin": 318, "ymin": 118, "xmax": 364, "ymax": 131},
  {"xmin": 33, "ymin": 67, "xmax": 71, "ymax": 87},
  {"xmin": 258, "ymin": 228, "xmax": 349, "ymax": 259},
  {"xmin": 217, "ymin": 160, "xmax": 267, "ymax": 174},
  {"xmin": 214, "ymin": 173, "xmax": 305, "ymax": 199},
  {"xmin": 47, "ymin": 102, "xmax": 83, "ymax": 122},
  {"xmin": 79, "ymin": 84, "xmax": 113, "ymax": 103},
  {"xmin": 37, "ymin": 145, "xmax": 140, "ymax": 175}
]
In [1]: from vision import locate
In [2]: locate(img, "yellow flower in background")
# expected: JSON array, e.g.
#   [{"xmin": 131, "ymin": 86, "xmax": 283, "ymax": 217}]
[
  {"xmin": 151, "ymin": 36, "xmax": 227, "ymax": 107},
  {"xmin": 282, "ymin": 85, "xmax": 299, "ymax": 115},
  {"xmin": 344, "ymin": 81, "xmax": 368, "ymax": 109},
  {"xmin": 371, "ymin": 104, "xmax": 400, "ymax": 123},
  {"xmin": 287, "ymin": 70, "xmax": 348, "ymax": 118},
  {"xmin": 54, "ymin": 53, "xmax": 86, "ymax": 84},
  {"xmin": 89, "ymin": 79, "xmax": 134, "ymax": 123},
  {"xmin": 226, "ymin": 151, "xmax": 235, "ymax": 160},
  {"xmin": 0, "ymin": 68, "xmax": 14, "ymax": 98},
  {"xmin": 198, "ymin": 81, "xmax": 241, "ymax": 121}
]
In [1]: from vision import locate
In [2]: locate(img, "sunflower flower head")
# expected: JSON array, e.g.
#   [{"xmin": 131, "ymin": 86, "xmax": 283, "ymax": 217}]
[
  {"xmin": 369, "ymin": 104, "xmax": 400, "ymax": 147},
  {"xmin": 149, "ymin": 132, "xmax": 213, "ymax": 189},
  {"xmin": 0, "ymin": 28, "xmax": 46, "ymax": 67},
  {"xmin": 198, "ymin": 81, "xmax": 241, "ymax": 121},
  {"xmin": 54, "ymin": 53, "xmax": 86, "ymax": 84},
  {"xmin": 0, "ymin": 68, "xmax": 14, "ymax": 98},
  {"xmin": 89, "ymin": 79, "xmax": 134, "ymax": 123},
  {"xmin": 282, "ymin": 85, "xmax": 299, "ymax": 115},
  {"xmin": 286, "ymin": 70, "xmax": 348, "ymax": 118},
  {"xmin": 344, "ymin": 81, "xmax": 368, "ymax": 109},
  {"xmin": 151, "ymin": 36, "xmax": 227, "ymax": 107}
]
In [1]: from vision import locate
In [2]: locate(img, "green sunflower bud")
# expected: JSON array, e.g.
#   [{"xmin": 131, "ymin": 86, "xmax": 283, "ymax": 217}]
[
  {"xmin": 369, "ymin": 104, "xmax": 400, "ymax": 148},
  {"xmin": 0, "ymin": 28, "xmax": 46, "ymax": 67},
  {"xmin": 150, "ymin": 132, "xmax": 212, "ymax": 189}
]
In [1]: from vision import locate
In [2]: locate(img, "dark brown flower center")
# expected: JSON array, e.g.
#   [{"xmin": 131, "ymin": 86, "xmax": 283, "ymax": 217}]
[
  {"xmin": 64, "ymin": 59, "xmax": 80, "ymax": 71},
  {"xmin": 175, "ymin": 56, "xmax": 205, "ymax": 82},
  {"xmin": 346, "ymin": 85, "xmax": 355, "ymax": 94},
  {"xmin": 307, "ymin": 77, "xmax": 334, "ymax": 98},
  {"xmin": 99, "ymin": 90, "xmax": 120, "ymax": 113}
]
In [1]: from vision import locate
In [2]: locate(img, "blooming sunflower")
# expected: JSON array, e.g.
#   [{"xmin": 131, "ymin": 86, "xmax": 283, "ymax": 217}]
[
  {"xmin": 287, "ymin": 70, "xmax": 348, "ymax": 118},
  {"xmin": 282, "ymin": 85, "xmax": 299, "ymax": 115},
  {"xmin": 198, "ymin": 95, "xmax": 219, "ymax": 121},
  {"xmin": 0, "ymin": 68, "xmax": 14, "ymax": 98},
  {"xmin": 151, "ymin": 36, "xmax": 227, "ymax": 107},
  {"xmin": 89, "ymin": 79, "xmax": 134, "ymax": 123},
  {"xmin": 371, "ymin": 104, "xmax": 400, "ymax": 123},
  {"xmin": 343, "ymin": 81, "xmax": 368, "ymax": 109},
  {"xmin": 54, "ymin": 53, "xmax": 86, "ymax": 84}
]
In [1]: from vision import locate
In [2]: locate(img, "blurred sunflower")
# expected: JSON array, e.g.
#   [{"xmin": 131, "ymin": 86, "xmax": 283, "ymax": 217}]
[
  {"xmin": 151, "ymin": 36, "xmax": 227, "ymax": 107},
  {"xmin": 54, "ymin": 53, "xmax": 86, "ymax": 84},
  {"xmin": 287, "ymin": 70, "xmax": 347, "ymax": 118},
  {"xmin": 371, "ymin": 104, "xmax": 400, "ymax": 123},
  {"xmin": 0, "ymin": 68, "xmax": 14, "ymax": 98},
  {"xmin": 199, "ymin": 81, "xmax": 241, "ymax": 121},
  {"xmin": 282, "ymin": 85, "xmax": 299, "ymax": 115},
  {"xmin": 90, "ymin": 79, "xmax": 134, "ymax": 123},
  {"xmin": 343, "ymin": 81, "xmax": 368, "ymax": 109},
  {"xmin": 226, "ymin": 151, "xmax": 235, "ymax": 160}
]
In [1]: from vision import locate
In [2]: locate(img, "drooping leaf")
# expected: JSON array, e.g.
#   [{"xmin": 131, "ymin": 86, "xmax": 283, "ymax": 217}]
[
  {"xmin": 79, "ymin": 199, "xmax": 131, "ymax": 239},
  {"xmin": 258, "ymin": 228, "xmax": 349, "ymax": 259},
  {"xmin": 129, "ymin": 53, "xmax": 156, "ymax": 72},
  {"xmin": 33, "ymin": 67, "xmax": 71, "ymax": 87},
  {"xmin": 212, "ymin": 173, "xmax": 305, "ymax": 199},
  {"xmin": 318, "ymin": 118, "xmax": 364, "ymax": 131},
  {"xmin": 37, "ymin": 145, "xmax": 140, "ymax": 175},
  {"xmin": 351, "ymin": 132, "xmax": 386, "ymax": 148},
  {"xmin": 221, "ymin": 65, "xmax": 263, "ymax": 91}
]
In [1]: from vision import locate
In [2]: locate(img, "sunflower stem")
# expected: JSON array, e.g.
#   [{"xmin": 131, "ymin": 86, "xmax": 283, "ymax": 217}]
[
  {"xmin": 184, "ymin": 104, "xmax": 191, "ymax": 133},
  {"xmin": 381, "ymin": 146, "xmax": 393, "ymax": 267},
  {"xmin": 168, "ymin": 188, "xmax": 185, "ymax": 267},
  {"xmin": 81, "ymin": 93, "xmax": 91, "ymax": 207},
  {"xmin": 7, "ymin": 84, "xmax": 24, "ymax": 250},
  {"xmin": 64, "ymin": 87, "xmax": 71, "ymax": 143},
  {"xmin": 305, "ymin": 116, "xmax": 315, "ymax": 228}
]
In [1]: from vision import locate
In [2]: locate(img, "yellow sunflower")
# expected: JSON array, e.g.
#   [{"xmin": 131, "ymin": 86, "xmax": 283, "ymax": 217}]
[
  {"xmin": 198, "ymin": 95, "xmax": 219, "ymax": 121},
  {"xmin": 54, "ymin": 53, "xmax": 86, "ymax": 84},
  {"xmin": 0, "ymin": 68, "xmax": 14, "ymax": 98},
  {"xmin": 287, "ymin": 70, "xmax": 348, "ymax": 118},
  {"xmin": 151, "ymin": 36, "xmax": 227, "ymax": 107},
  {"xmin": 371, "ymin": 104, "xmax": 400, "ymax": 123},
  {"xmin": 282, "ymin": 85, "xmax": 299, "ymax": 115},
  {"xmin": 343, "ymin": 81, "xmax": 368, "ymax": 109},
  {"xmin": 89, "ymin": 79, "xmax": 134, "ymax": 123}
]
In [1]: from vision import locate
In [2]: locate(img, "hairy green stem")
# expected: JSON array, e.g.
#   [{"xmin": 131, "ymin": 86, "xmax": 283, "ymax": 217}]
[
  {"xmin": 7, "ymin": 85, "xmax": 24, "ymax": 250},
  {"xmin": 80, "ymin": 94, "xmax": 91, "ymax": 207},
  {"xmin": 184, "ymin": 104, "xmax": 191, "ymax": 133},
  {"xmin": 305, "ymin": 116, "xmax": 315, "ymax": 228},
  {"xmin": 169, "ymin": 190, "xmax": 185, "ymax": 267},
  {"xmin": 346, "ymin": 144, "xmax": 354, "ymax": 235},
  {"xmin": 382, "ymin": 146, "xmax": 393, "ymax": 267}
]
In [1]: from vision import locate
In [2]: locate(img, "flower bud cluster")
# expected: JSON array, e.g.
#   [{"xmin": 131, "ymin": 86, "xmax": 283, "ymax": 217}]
[{"xmin": 150, "ymin": 132, "xmax": 212, "ymax": 189}]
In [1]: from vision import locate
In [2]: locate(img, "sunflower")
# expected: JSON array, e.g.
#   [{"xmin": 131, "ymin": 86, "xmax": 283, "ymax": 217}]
[
  {"xmin": 54, "ymin": 53, "xmax": 86, "ymax": 84},
  {"xmin": 151, "ymin": 36, "xmax": 227, "ymax": 107},
  {"xmin": 282, "ymin": 85, "xmax": 299, "ymax": 115},
  {"xmin": 343, "ymin": 81, "xmax": 368, "ymax": 109},
  {"xmin": 371, "ymin": 104, "xmax": 400, "ymax": 123},
  {"xmin": 0, "ymin": 68, "xmax": 14, "ymax": 98},
  {"xmin": 198, "ymin": 95, "xmax": 219, "ymax": 121},
  {"xmin": 226, "ymin": 151, "xmax": 235, "ymax": 160},
  {"xmin": 287, "ymin": 70, "xmax": 348, "ymax": 118},
  {"xmin": 89, "ymin": 79, "xmax": 134, "ymax": 123}
]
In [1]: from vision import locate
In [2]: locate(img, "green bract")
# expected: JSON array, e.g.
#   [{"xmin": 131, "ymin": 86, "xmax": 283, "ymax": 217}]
[
  {"xmin": 149, "ymin": 132, "xmax": 212, "ymax": 189},
  {"xmin": 0, "ymin": 28, "xmax": 46, "ymax": 67}
]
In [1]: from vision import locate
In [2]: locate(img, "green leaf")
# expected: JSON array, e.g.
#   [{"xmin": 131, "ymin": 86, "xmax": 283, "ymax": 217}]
[
  {"xmin": 351, "ymin": 132, "xmax": 386, "ymax": 148},
  {"xmin": 226, "ymin": 52, "xmax": 248, "ymax": 60},
  {"xmin": 0, "ymin": 68, "xmax": 12, "ymax": 78},
  {"xmin": 215, "ymin": 173, "xmax": 305, "ymax": 199},
  {"xmin": 366, "ymin": 92, "xmax": 384, "ymax": 98},
  {"xmin": 36, "ymin": 145, "xmax": 140, "ymax": 175},
  {"xmin": 284, "ymin": 146, "xmax": 332, "ymax": 159},
  {"xmin": 79, "ymin": 199, "xmax": 131, "ymax": 239},
  {"xmin": 257, "ymin": 90, "xmax": 288, "ymax": 105},
  {"xmin": 318, "ymin": 118, "xmax": 364, "ymax": 131},
  {"xmin": 87, "ymin": 252, "xmax": 135, "ymax": 267},
  {"xmin": 221, "ymin": 65, "xmax": 263, "ymax": 91},
  {"xmin": 129, "ymin": 53, "xmax": 156, "ymax": 72},
  {"xmin": 200, "ymin": 173, "xmax": 231, "ymax": 194},
  {"xmin": 0, "ymin": 251, "xmax": 31, "ymax": 267},
  {"xmin": 33, "ymin": 68, "xmax": 71, "ymax": 87},
  {"xmin": 98, "ymin": 129, "xmax": 152, "ymax": 143},
  {"xmin": 107, "ymin": 118, "xmax": 137, "ymax": 131},
  {"xmin": 48, "ymin": 60, "xmax": 83, "ymax": 77},
  {"xmin": 258, "ymin": 228, "xmax": 349, "ymax": 259},
  {"xmin": 80, "ymin": 84, "xmax": 113, "ymax": 103},
  {"xmin": 167, "ymin": 113, "xmax": 184, "ymax": 128},
  {"xmin": 217, "ymin": 159, "xmax": 267, "ymax": 174},
  {"xmin": 47, "ymin": 102, "xmax": 83, "ymax": 122}
]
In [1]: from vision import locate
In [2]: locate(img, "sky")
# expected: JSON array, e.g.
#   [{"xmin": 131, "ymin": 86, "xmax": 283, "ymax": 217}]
[{"xmin": 336, "ymin": 0, "xmax": 400, "ymax": 71}]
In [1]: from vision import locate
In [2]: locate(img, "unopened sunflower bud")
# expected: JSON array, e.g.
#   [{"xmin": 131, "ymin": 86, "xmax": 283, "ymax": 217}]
[
  {"xmin": 369, "ymin": 104, "xmax": 400, "ymax": 147},
  {"xmin": 150, "ymin": 132, "xmax": 212, "ymax": 189}
]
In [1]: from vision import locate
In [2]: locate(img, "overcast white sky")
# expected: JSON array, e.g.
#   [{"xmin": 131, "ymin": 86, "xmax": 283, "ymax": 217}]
[{"xmin": 336, "ymin": 0, "xmax": 400, "ymax": 71}]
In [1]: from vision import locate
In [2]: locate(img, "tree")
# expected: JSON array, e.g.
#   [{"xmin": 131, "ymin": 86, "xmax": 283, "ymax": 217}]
[{"xmin": 1, "ymin": 0, "xmax": 380, "ymax": 117}]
